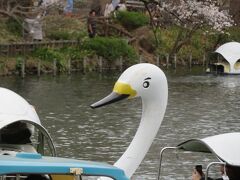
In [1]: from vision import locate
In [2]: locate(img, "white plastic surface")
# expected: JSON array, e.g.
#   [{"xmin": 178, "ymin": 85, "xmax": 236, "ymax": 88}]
[
  {"xmin": 99, "ymin": 63, "xmax": 168, "ymax": 179},
  {"xmin": 0, "ymin": 87, "xmax": 41, "ymax": 129},
  {"xmin": 215, "ymin": 42, "xmax": 240, "ymax": 73},
  {"xmin": 178, "ymin": 133, "xmax": 240, "ymax": 166}
]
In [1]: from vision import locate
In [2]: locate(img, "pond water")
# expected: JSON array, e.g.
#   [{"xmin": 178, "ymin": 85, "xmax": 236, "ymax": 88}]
[{"xmin": 0, "ymin": 67, "xmax": 240, "ymax": 180}]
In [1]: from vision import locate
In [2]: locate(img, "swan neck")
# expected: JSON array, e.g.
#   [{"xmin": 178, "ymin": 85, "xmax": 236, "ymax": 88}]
[{"xmin": 114, "ymin": 94, "xmax": 167, "ymax": 178}]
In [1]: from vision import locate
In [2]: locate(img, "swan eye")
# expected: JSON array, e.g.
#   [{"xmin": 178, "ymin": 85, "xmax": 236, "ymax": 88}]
[
  {"xmin": 143, "ymin": 81, "xmax": 150, "ymax": 88},
  {"xmin": 143, "ymin": 77, "xmax": 151, "ymax": 88}
]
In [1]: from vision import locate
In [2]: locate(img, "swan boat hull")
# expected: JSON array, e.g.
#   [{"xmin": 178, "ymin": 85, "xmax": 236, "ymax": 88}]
[{"xmin": 0, "ymin": 152, "xmax": 129, "ymax": 180}]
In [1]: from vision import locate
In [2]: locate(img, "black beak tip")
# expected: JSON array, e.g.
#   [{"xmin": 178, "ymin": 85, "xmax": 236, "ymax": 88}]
[
  {"xmin": 90, "ymin": 92, "xmax": 129, "ymax": 109},
  {"xmin": 90, "ymin": 104, "xmax": 97, "ymax": 109}
]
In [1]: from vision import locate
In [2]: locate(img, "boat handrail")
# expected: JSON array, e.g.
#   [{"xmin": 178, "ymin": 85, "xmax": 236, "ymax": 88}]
[
  {"xmin": 157, "ymin": 146, "xmax": 178, "ymax": 180},
  {"xmin": 157, "ymin": 146, "xmax": 226, "ymax": 180},
  {"xmin": 205, "ymin": 161, "xmax": 226, "ymax": 180}
]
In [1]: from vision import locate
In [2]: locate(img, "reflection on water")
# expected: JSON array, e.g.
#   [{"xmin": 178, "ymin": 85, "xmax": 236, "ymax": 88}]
[{"xmin": 0, "ymin": 68, "xmax": 240, "ymax": 180}]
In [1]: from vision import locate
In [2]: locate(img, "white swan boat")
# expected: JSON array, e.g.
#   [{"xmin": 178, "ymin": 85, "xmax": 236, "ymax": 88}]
[
  {"xmin": 206, "ymin": 42, "xmax": 240, "ymax": 74},
  {"xmin": 0, "ymin": 63, "xmax": 168, "ymax": 180},
  {"xmin": 0, "ymin": 87, "xmax": 56, "ymax": 157},
  {"xmin": 158, "ymin": 133, "xmax": 240, "ymax": 180}
]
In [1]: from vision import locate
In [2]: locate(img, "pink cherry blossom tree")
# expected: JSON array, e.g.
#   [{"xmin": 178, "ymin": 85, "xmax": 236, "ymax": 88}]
[{"xmin": 140, "ymin": 0, "xmax": 234, "ymax": 57}]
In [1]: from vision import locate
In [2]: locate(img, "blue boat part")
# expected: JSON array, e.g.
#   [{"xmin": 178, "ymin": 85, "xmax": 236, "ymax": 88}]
[{"xmin": 0, "ymin": 153, "xmax": 129, "ymax": 180}]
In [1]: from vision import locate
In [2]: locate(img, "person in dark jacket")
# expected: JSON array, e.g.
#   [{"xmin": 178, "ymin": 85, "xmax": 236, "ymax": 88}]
[
  {"xmin": 216, "ymin": 164, "xmax": 240, "ymax": 180},
  {"xmin": 87, "ymin": 10, "xmax": 97, "ymax": 38}
]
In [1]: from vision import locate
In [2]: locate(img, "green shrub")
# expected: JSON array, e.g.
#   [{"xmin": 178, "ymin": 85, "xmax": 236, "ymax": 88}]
[
  {"xmin": 47, "ymin": 30, "xmax": 87, "ymax": 40},
  {"xmin": 157, "ymin": 26, "xmax": 179, "ymax": 55},
  {"xmin": 32, "ymin": 48, "xmax": 66, "ymax": 71},
  {"xmin": 32, "ymin": 48, "xmax": 56, "ymax": 61},
  {"xmin": 59, "ymin": 47, "xmax": 92, "ymax": 60},
  {"xmin": 16, "ymin": 56, "xmax": 24, "ymax": 71},
  {"xmin": 116, "ymin": 11, "xmax": 149, "ymax": 30},
  {"xmin": 47, "ymin": 31, "xmax": 71, "ymax": 40},
  {"xmin": 157, "ymin": 26, "xmax": 219, "ymax": 62},
  {"xmin": 32, "ymin": 46, "xmax": 94, "ymax": 71},
  {"xmin": 6, "ymin": 18, "xmax": 23, "ymax": 36},
  {"xmin": 82, "ymin": 37, "xmax": 138, "ymax": 63},
  {"xmin": 220, "ymin": 26, "xmax": 240, "ymax": 42}
]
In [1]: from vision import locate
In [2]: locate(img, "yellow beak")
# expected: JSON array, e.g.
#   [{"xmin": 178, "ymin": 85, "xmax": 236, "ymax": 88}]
[
  {"xmin": 113, "ymin": 82, "xmax": 137, "ymax": 98},
  {"xmin": 90, "ymin": 82, "xmax": 136, "ymax": 109}
]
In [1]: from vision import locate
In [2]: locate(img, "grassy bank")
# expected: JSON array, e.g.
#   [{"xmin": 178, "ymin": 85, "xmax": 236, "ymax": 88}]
[
  {"xmin": 1, "ymin": 14, "xmax": 240, "ymax": 76},
  {"xmin": 0, "ymin": 37, "xmax": 138, "ymax": 75}
]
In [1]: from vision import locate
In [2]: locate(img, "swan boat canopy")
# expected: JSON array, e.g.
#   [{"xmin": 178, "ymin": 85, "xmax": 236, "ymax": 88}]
[
  {"xmin": 206, "ymin": 42, "xmax": 240, "ymax": 74},
  {"xmin": 0, "ymin": 87, "xmax": 56, "ymax": 156},
  {"xmin": 0, "ymin": 63, "xmax": 168, "ymax": 180},
  {"xmin": 158, "ymin": 133, "xmax": 240, "ymax": 180}
]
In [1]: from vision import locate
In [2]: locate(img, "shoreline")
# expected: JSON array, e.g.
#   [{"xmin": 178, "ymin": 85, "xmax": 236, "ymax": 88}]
[{"xmin": 0, "ymin": 57, "xmax": 207, "ymax": 77}]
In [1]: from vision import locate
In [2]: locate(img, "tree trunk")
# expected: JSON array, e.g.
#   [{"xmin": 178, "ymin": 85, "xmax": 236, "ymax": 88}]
[
  {"xmin": 140, "ymin": 0, "xmax": 161, "ymax": 47},
  {"xmin": 169, "ymin": 29, "xmax": 184, "ymax": 59},
  {"xmin": 169, "ymin": 26, "xmax": 198, "ymax": 60}
]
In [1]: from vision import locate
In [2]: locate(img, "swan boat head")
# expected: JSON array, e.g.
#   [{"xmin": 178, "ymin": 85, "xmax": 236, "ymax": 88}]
[{"xmin": 91, "ymin": 63, "xmax": 168, "ymax": 178}]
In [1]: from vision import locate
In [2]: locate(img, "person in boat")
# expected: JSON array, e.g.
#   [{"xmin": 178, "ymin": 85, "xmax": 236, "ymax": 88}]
[
  {"xmin": 216, "ymin": 165, "xmax": 240, "ymax": 180},
  {"xmin": 192, "ymin": 165, "xmax": 213, "ymax": 180},
  {"xmin": 0, "ymin": 121, "xmax": 32, "ymax": 144},
  {"xmin": 192, "ymin": 165, "xmax": 204, "ymax": 180}
]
